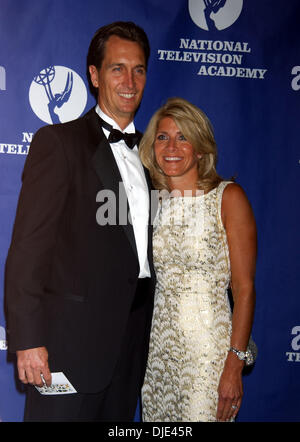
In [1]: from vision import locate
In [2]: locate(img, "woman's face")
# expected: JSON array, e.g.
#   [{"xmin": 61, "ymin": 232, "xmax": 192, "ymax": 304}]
[{"xmin": 154, "ymin": 117, "xmax": 200, "ymax": 182}]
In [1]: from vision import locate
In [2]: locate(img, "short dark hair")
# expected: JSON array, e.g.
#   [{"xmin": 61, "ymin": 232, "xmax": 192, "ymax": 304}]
[{"xmin": 87, "ymin": 21, "xmax": 150, "ymax": 98}]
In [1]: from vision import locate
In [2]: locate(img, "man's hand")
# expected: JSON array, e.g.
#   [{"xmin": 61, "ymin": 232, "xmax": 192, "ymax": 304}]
[{"xmin": 16, "ymin": 346, "xmax": 52, "ymax": 387}]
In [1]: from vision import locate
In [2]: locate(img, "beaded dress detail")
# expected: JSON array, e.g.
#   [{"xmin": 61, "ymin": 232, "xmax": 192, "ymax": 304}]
[{"xmin": 142, "ymin": 181, "xmax": 232, "ymax": 422}]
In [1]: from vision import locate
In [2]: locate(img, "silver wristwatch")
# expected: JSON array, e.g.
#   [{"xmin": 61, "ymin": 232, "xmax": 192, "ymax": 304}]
[{"xmin": 229, "ymin": 347, "xmax": 254, "ymax": 366}]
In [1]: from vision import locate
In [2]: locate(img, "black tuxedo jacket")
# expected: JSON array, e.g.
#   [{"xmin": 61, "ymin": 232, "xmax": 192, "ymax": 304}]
[{"xmin": 5, "ymin": 108, "xmax": 155, "ymax": 393}]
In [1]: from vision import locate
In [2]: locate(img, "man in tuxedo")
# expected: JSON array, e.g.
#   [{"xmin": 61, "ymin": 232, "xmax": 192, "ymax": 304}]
[{"xmin": 5, "ymin": 21, "xmax": 155, "ymax": 421}]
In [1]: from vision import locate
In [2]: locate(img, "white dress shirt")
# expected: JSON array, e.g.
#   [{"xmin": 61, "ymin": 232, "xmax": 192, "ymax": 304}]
[{"xmin": 95, "ymin": 105, "xmax": 150, "ymax": 278}]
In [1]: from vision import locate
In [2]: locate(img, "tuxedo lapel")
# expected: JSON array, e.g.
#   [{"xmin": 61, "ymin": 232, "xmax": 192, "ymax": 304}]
[
  {"xmin": 92, "ymin": 136, "xmax": 122, "ymax": 202},
  {"xmin": 85, "ymin": 109, "xmax": 138, "ymax": 259}
]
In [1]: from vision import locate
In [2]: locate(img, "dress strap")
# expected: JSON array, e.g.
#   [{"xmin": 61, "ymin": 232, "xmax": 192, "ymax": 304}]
[
  {"xmin": 216, "ymin": 181, "xmax": 232, "ymax": 229},
  {"xmin": 216, "ymin": 181, "xmax": 233, "ymax": 276}
]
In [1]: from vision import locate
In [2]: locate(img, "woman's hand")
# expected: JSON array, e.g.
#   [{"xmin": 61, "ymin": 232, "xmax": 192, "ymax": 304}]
[{"xmin": 216, "ymin": 352, "xmax": 244, "ymax": 421}]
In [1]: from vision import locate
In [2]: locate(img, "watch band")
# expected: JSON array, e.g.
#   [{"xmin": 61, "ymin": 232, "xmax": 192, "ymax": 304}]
[{"xmin": 229, "ymin": 346, "xmax": 248, "ymax": 361}]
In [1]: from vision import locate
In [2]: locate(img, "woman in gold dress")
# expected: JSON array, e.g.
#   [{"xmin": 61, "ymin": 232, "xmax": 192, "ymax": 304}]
[{"xmin": 139, "ymin": 97, "xmax": 256, "ymax": 422}]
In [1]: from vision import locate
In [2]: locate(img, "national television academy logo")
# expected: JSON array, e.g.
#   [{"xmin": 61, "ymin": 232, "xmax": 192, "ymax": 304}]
[
  {"xmin": 29, "ymin": 65, "xmax": 87, "ymax": 124},
  {"xmin": 0, "ymin": 326, "xmax": 7, "ymax": 351},
  {"xmin": 286, "ymin": 326, "xmax": 300, "ymax": 362},
  {"xmin": 0, "ymin": 66, "xmax": 5, "ymax": 91},
  {"xmin": 189, "ymin": 0, "xmax": 243, "ymax": 31}
]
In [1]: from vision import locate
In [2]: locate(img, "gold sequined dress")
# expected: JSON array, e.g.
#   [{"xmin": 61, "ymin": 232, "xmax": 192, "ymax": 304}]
[{"xmin": 142, "ymin": 181, "xmax": 232, "ymax": 422}]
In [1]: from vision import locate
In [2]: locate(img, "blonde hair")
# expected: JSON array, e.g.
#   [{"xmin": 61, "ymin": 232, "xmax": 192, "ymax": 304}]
[{"xmin": 139, "ymin": 97, "xmax": 222, "ymax": 192}]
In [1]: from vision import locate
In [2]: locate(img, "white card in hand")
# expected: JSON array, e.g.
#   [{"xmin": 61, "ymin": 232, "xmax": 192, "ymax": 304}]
[{"xmin": 35, "ymin": 372, "xmax": 77, "ymax": 395}]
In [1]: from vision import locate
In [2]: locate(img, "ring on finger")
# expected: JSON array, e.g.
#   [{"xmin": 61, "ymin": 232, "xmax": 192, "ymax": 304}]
[{"xmin": 231, "ymin": 405, "xmax": 238, "ymax": 410}]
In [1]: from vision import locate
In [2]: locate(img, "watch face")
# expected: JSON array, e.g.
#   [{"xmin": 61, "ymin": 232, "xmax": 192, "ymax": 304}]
[{"xmin": 238, "ymin": 351, "xmax": 246, "ymax": 360}]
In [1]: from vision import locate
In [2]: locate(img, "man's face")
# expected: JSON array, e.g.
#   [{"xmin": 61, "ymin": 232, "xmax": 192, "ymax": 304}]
[{"xmin": 89, "ymin": 35, "xmax": 147, "ymax": 129}]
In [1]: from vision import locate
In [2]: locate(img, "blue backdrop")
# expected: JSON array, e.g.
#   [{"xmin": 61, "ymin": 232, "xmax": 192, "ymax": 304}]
[{"xmin": 0, "ymin": 0, "xmax": 299, "ymax": 422}]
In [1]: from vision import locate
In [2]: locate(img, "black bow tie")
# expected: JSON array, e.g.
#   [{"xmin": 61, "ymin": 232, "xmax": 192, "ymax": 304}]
[{"xmin": 99, "ymin": 116, "xmax": 141, "ymax": 149}]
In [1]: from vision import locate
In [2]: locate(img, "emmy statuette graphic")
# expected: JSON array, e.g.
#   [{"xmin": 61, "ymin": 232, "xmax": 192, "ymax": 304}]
[{"xmin": 34, "ymin": 66, "xmax": 73, "ymax": 124}]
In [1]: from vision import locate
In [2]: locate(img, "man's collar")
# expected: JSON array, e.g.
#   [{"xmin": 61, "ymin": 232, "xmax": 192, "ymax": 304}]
[{"xmin": 95, "ymin": 105, "xmax": 135, "ymax": 134}]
